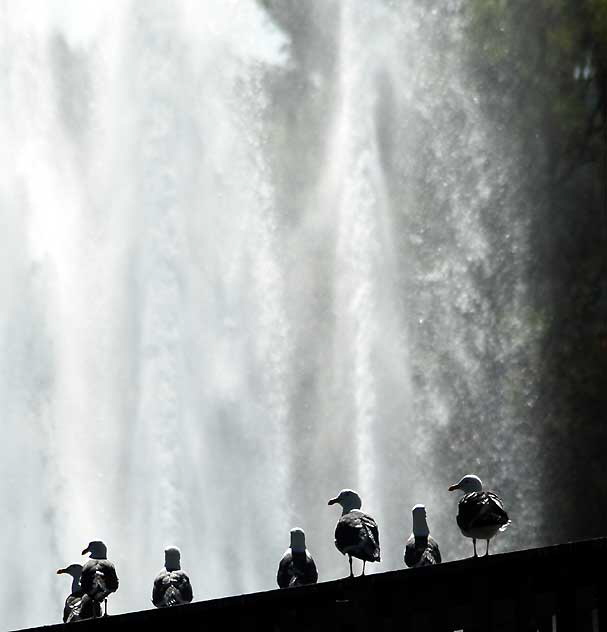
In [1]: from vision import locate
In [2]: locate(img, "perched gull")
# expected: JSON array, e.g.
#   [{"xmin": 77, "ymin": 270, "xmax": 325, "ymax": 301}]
[
  {"xmin": 56, "ymin": 564, "xmax": 101, "ymax": 622},
  {"xmin": 152, "ymin": 546, "xmax": 193, "ymax": 608},
  {"xmin": 448, "ymin": 474, "xmax": 510, "ymax": 556},
  {"xmin": 404, "ymin": 504, "xmax": 442, "ymax": 567},
  {"xmin": 81, "ymin": 540, "xmax": 119, "ymax": 616},
  {"xmin": 276, "ymin": 528, "xmax": 318, "ymax": 588},
  {"xmin": 328, "ymin": 489, "xmax": 380, "ymax": 577}
]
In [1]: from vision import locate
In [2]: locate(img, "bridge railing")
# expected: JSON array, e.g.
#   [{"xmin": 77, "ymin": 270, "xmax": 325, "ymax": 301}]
[{"xmin": 19, "ymin": 538, "xmax": 607, "ymax": 632}]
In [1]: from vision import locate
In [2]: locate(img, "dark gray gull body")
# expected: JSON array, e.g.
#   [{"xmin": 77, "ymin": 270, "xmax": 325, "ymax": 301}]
[
  {"xmin": 277, "ymin": 528, "xmax": 318, "ymax": 588},
  {"xmin": 81, "ymin": 541, "xmax": 119, "ymax": 616},
  {"xmin": 328, "ymin": 489, "xmax": 380, "ymax": 577},
  {"xmin": 404, "ymin": 504, "xmax": 442, "ymax": 567},
  {"xmin": 449, "ymin": 474, "xmax": 510, "ymax": 556},
  {"xmin": 152, "ymin": 546, "xmax": 193, "ymax": 608},
  {"xmin": 56, "ymin": 564, "xmax": 102, "ymax": 622}
]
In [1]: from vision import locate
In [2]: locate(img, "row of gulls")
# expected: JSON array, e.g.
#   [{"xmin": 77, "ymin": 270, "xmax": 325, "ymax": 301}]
[
  {"xmin": 58, "ymin": 475, "xmax": 510, "ymax": 619},
  {"xmin": 277, "ymin": 475, "xmax": 510, "ymax": 587}
]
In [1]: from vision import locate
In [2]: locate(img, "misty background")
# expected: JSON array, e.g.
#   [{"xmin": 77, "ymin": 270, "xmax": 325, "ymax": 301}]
[{"xmin": 1, "ymin": 0, "xmax": 606, "ymax": 629}]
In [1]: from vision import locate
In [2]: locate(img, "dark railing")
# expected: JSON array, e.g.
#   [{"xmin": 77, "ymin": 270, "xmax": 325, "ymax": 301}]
[{"xmin": 18, "ymin": 538, "xmax": 607, "ymax": 632}]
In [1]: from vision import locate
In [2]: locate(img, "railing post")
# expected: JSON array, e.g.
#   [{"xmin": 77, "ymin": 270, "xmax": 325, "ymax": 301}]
[
  {"xmin": 599, "ymin": 559, "xmax": 607, "ymax": 632},
  {"xmin": 489, "ymin": 597, "xmax": 518, "ymax": 631},
  {"xmin": 556, "ymin": 583, "xmax": 576, "ymax": 632},
  {"xmin": 573, "ymin": 585, "xmax": 597, "ymax": 632},
  {"xmin": 517, "ymin": 575, "xmax": 541, "ymax": 632},
  {"xmin": 428, "ymin": 584, "xmax": 451, "ymax": 632}
]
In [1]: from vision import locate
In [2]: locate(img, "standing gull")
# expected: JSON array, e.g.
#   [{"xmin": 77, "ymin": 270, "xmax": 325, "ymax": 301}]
[
  {"xmin": 404, "ymin": 504, "xmax": 442, "ymax": 567},
  {"xmin": 81, "ymin": 541, "xmax": 119, "ymax": 616},
  {"xmin": 328, "ymin": 489, "xmax": 380, "ymax": 577},
  {"xmin": 448, "ymin": 474, "xmax": 510, "ymax": 556},
  {"xmin": 152, "ymin": 546, "xmax": 193, "ymax": 608},
  {"xmin": 276, "ymin": 528, "xmax": 318, "ymax": 588},
  {"xmin": 56, "ymin": 564, "xmax": 101, "ymax": 622}
]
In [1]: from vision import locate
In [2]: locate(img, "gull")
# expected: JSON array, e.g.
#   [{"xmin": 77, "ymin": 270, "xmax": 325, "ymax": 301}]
[
  {"xmin": 328, "ymin": 489, "xmax": 380, "ymax": 577},
  {"xmin": 404, "ymin": 504, "xmax": 441, "ymax": 567},
  {"xmin": 448, "ymin": 474, "xmax": 510, "ymax": 556}
]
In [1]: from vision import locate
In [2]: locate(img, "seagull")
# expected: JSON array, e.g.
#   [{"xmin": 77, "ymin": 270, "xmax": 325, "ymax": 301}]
[
  {"xmin": 81, "ymin": 541, "xmax": 119, "ymax": 616},
  {"xmin": 404, "ymin": 504, "xmax": 442, "ymax": 567},
  {"xmin": 448, "ymin": 474, "xmax": 510, "ymax": 557},
  {"xmin": 328, "ymin": 489, "xmax": 380, "ymax": 577},
  {"xmin": 276, "ymin": 527, "xmax": 318, "ymax": 588},
  {"xmin": 152, "ymin": 546, "xmax": 193, "ymax": 608},
  {"xmin": 56, "ymin": 564, "xmax": 101, "ymax": 622}
]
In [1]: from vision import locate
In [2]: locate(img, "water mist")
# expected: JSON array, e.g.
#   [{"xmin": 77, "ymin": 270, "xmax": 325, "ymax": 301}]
[{"xmin": 1, "ymin": 2, "xmax": 543, "ymax": 628}]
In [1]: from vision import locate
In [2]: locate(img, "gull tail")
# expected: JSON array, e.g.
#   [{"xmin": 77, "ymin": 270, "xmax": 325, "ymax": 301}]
[
  {"xmin": 417, "ymin": 548, "xmax": 438, "ymax": 566},
  {"xmin": 163, "ymin": 586, "xmax": 180, "ymax": 607},
  {"xmin": 66, "ymin": 598, "xmax": 83, "ymax": 623},
  {"xmin": 92, "ymin": 571, "xmax": 108, "ymax": 600}
]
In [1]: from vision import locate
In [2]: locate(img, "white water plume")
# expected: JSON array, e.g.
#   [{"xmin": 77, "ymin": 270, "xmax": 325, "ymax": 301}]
[{"xmin": 1, "ymin": 2, "xmax": 544, "ymax": 629}]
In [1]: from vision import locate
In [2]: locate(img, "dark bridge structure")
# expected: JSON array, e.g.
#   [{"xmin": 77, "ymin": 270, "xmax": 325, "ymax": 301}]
[{"xmin": 19, "ymin": 538, "xmax": 607, "ymax": 632}]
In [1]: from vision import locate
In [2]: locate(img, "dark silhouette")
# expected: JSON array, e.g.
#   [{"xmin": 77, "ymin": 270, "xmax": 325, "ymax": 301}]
[
  {"xmin": 328, "ymin": 489, "xmax": 380, "ymax": 577},
  {"xmin": 449, "ymin": 474, "xmax": 510, "ymax": 556},
  {"xmin": 81, "ymin": 540, "xmax": 119, "ymax": 616},
  {"xmin": 152, "ymin": 546, "xmax": 193, "ymax": 608},
  {"xmin": 404, "ymin": 504, "xmax": 441, "ymax": 567},
  {"xmin": 56, "ymin": 563, "xmax": 102, "ymax": 622},
  {"xmin": 276, "ymin": 528, "xmax": 318, "ymax": 588}
]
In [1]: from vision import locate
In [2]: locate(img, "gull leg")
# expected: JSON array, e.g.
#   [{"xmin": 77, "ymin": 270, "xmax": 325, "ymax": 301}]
[
  {"xmin": 362, "ymin": 561, "xmax": 366, "ymax": 576},
  {"xmin": 104, "ymin": 599, "xmax": 108, "ymax": 617},
  {"xmin": 485, "ymin": 540, "xmax": 490, "ymax": 556},
  {"xmin": 473, "ymin": 538, "xmax": 478, "ymax": 557},
  {"xmin": 348, "ymin": 555, "xmax": 354, "ymax": 578}
]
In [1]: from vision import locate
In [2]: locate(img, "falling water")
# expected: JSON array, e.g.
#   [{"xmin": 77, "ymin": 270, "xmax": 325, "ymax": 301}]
[{"xmin": 1, "ymin": 1, "xmax": 544, "ymax": 629}]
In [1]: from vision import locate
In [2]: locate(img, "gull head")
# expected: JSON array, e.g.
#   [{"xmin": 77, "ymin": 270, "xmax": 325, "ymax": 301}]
[
  {"xmin": 56, "ymin": 564, "xmax": 83, "ymax": 579},
  {"xmin": 164, "ymin": 546, "xmax": 181, "ymax": 571},
  {"xmin": 448, "ymin": 474, "xmax": 483, "ymax": 494},
  {"xmin": 412, "ymin": 504, "xmax": 430, "ymax": 537},
  {"xmin": 328, "ymin": 489, "xmax": 362, "ymax": 514},
  {"xmin": 82, "ymin": 540, "xmax": 107, "ymax": 559},
  {"xmin": 289, "ymin": 528, "xmax": 306, "ymax": 553}
]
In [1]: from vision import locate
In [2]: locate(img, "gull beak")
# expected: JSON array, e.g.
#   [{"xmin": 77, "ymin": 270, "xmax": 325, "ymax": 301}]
[
  {"xmin": 81, "ymin": 547, "xmax": 90, "ymax": 555},
  {"xmin": 448, "ymin": 484, "xmax": 459, "ymax": 492},
  {"xmin": 56, "ymin": 568, "xmax": 65, "ymax": 575},
  {"xmin": 328, "ymin": 497, "xmax": 338, "ymax": 505}
]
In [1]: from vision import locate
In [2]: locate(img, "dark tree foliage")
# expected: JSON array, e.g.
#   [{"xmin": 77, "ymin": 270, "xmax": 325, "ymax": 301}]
[{"xmin": 465, "ymin": 0, "xmax": 607, "ymax": 542}]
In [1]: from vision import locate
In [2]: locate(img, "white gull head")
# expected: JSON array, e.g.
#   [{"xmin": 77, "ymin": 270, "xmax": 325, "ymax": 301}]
[
  {"xmin": 328, "ymin": 489, "xmax": 362, "ymax": 515},
  {"xmin": 448, "ymin": 474, "xmax": 483, "ymax": 494}
]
